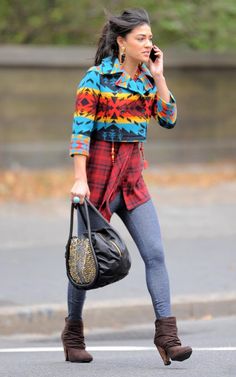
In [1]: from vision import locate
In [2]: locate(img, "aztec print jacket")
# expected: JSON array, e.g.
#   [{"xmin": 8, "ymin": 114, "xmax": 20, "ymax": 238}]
[{"xmin": 70, "ymin": 55, "xmax": 177, "ymax": 156}]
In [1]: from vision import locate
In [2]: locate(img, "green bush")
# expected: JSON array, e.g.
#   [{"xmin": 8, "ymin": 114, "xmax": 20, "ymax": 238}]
[{"xmin": 0, "ymin": 0, "xmax": 235, "ymax": 51}]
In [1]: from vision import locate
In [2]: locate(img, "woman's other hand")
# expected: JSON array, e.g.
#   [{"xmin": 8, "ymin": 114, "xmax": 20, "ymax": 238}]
[{"xmin": 71, "ymin": 178, "xmax": 90, "ymax": 204}]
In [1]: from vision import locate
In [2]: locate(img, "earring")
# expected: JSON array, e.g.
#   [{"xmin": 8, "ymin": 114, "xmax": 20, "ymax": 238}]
[{"xmin": 120, "ymin": 47, "xmax": 126, "ymax": 64}]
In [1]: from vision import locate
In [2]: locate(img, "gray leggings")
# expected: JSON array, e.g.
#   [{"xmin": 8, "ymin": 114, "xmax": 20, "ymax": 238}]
[{"xmin": 68, "ymin": 192, "xmax": 172, "ymax": 319}]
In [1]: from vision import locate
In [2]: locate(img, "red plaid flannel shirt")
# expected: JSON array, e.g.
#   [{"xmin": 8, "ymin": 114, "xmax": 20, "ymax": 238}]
[{"xmin": 87, "ymin": 140, "xmax": 151, "ymax": 221}]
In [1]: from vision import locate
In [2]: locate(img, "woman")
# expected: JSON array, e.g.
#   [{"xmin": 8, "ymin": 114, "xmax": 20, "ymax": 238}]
[{"xmin": 62, "ymin": 8, "xmax": 192, "ymax": 366}]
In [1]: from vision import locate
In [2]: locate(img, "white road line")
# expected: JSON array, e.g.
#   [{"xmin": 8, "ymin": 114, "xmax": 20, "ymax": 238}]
[
  {"xmin": 193, "ymin": 347, "xmax": 236, "ymax": 351},
  {"xmin": 0, "ymin": 346, "xmax": 236, "ymax": 353}
]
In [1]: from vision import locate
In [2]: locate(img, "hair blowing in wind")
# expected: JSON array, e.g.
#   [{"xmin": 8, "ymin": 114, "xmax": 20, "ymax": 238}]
[{"xmin": 94, "ymin": 8, "xmax": 150, "ymax": 65}]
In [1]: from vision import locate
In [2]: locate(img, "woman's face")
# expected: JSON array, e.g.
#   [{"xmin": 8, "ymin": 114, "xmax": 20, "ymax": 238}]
[{"xmin": 118, "ymin": 23, "xmax": 153, "ymax": 64}]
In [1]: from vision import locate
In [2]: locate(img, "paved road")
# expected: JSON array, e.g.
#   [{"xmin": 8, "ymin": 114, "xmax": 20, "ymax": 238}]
[
  {"xmin": 0, "ymin": 179, "xmax": 236, "ymax": 336},
  {"xmin": 0, "ymin": 182, "xmax": 235, "ymax": 307},
  {"xmin": 0, "ymin": 316, "xmax": 235, "ymax": 377}
]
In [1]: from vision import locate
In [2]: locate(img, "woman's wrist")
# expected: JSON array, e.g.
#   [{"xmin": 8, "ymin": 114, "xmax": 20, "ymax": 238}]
[
  {"xmin": 74, "ymin": 176, "xmax": 87, "ymax": 182},
  {"xmin": 153, "ymin": 73, "xmax": 170, "ymax": 102},
  {"xmin": 153, "ymin": 73, "xmax": 165, "ymax": 83}
]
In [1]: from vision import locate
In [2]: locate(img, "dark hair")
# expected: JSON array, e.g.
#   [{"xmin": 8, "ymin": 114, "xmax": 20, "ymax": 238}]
[{"xmin": 94, "ymin": 8, "xmax": 150, "ymax": 65}]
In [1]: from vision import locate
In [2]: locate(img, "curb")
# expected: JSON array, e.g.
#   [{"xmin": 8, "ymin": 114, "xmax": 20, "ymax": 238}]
[{"xmin": 0, "ymin": 293, "xmax": 236, "ymax": 335}]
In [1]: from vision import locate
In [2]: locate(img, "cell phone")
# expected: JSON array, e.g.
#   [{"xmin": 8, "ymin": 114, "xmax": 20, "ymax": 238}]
[{"xmin": 150, "ymin": 47, "xmax": 157, "ymax": 62}]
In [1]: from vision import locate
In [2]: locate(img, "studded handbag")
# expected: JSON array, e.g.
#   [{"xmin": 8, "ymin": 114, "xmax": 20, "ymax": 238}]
[{"xmin": 65, "ymin": 198, "xmax": 131, "ymax": 290}]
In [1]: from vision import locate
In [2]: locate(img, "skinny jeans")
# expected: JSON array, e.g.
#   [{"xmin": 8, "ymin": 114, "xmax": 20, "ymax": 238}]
[{"xmin": 67, "ymin": 192, "xmax": 172, "ymax": 320}]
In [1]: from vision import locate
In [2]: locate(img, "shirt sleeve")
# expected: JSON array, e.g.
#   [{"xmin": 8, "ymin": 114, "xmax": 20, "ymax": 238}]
[
  {"xmin": 152, "ymin": 91, "xmax": 177, "ymax": 129},
  {"xmin": 69, "ymin": 68, "xmax": 100, "ymax": 157}
]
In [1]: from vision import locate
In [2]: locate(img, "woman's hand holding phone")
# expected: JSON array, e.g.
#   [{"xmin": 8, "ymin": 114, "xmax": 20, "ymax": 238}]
[{"xmin": 149, "ymin": 44, "xmax": 164, "ymax": 78}]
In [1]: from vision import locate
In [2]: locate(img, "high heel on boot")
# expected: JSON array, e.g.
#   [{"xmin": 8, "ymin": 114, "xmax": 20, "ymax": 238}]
[
  {"xmin": 61, "ymin": 318, "xmax": 93, "ymax": 363},
  {"xmin": 154, "ymin": 316, "xmax": 192, "ymax": 366},
  {"xmin": 156, "ymin": 346, "xmax": 171, "ymax": 365}
]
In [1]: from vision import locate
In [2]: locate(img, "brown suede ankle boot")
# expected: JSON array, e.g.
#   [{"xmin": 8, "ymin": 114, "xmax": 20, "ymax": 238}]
[
  {"xmin": 61, "ymin": 318, "xmax": 93, "ymax": 362},
  {"xmin": 154, "ymin": 316, "xmax": 192, "ymax": 366}
]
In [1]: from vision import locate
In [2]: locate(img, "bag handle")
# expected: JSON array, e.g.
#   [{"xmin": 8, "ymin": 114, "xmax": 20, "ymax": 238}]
[
  {"xmin": 68, "ymin": 197, "xmax": 112, "ymax": 245},
  {"xmin": 83, "ymin": 199, "xmax": 125, "ymax": 244},
  {"xmin": 68, "ymin": 203, "xmax": 75, "ymax": 239},
  {"xmin": 84, "ymin": 198, "xmax": 111, "ymax": 227},
  {"xmin": 69, "ymin": 200, "xmax": 91, "ymax": 233}
]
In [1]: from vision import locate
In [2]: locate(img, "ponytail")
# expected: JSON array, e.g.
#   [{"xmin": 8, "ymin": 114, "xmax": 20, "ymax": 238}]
[{"xmin": 94, "ymin": 22, "xmax": 112, "ymax": 66}]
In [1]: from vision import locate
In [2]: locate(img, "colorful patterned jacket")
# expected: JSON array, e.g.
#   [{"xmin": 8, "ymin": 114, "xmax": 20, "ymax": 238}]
[{"xmin": 70, "ymin": 56, "xmax": 177, "ymax": 156}]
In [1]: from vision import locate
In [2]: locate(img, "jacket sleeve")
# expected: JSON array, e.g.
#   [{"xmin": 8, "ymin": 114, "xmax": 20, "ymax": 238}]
[
  {"xmin": 152, "ymin": 91, "xmax": 177, "ymax": 129},
  {"xmin": 69, "ymin": 68, "xmax": 100, "ymax": 157}
]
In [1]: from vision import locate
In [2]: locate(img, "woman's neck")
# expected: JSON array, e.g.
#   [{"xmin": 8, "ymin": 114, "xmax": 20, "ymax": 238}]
[{"xmin": 122, "ymin": 56, "xmax": 140, "ymax": 79}]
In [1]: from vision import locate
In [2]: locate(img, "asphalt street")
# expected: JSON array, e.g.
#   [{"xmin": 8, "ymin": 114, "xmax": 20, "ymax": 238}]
[
  {"xmin": 0, "ymin": 177, "xmax": 236, "ymax": 337},
  {"xmin": 0, "ymin": 316, "xmax": 235, "ymax": 377},
  {"xmin": 0, "ymin": 182, "xmax": 235, "ymax": 307}
]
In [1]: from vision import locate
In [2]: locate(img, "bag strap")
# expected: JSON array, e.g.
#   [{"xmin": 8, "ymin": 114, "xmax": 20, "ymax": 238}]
[
  {"xmin": 84, "ymin": 198, "xmax": 125, "ymax": 243},
  {"xmin": 70, "ymin": 200, "xmax": 93, "ymax": 241},
  {"xmin": 68, "ymin": 203, "xmax": 75, "ymax": 239},
  {"xmin": 81, "ymin": 199, "xmax": 92, "ymax": 240},
  {"xmin": 68, "ymin": 197, "xmax": 111, "ymax": 242},
  {"xmin": 69, "ymin": 200, "xmax": 91, "ymax": 232},
  {"xmin": 84, "ymin": 198, "xmax": 111, "ymax": 227},
  {"xmin": 65, "ymin": 203, "xmax": 77, "ymax": 252}
]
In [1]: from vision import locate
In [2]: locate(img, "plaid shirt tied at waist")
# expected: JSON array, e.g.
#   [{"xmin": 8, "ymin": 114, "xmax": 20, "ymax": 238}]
[{"xmin": 87, "ymin": 140, "xmax": 151, "ymax": 221}]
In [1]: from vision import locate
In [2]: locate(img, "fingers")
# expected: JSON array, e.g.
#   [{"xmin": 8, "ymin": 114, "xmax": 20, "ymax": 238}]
[
  {"xmin": 153, "ymin": 47, "xmax": 162, "ymax": 59},
  {"xmin": 86, "ymin": 190, "xmax": 90, "ymax": 201},
  {"xmin": 153, "ymin": 45, "xmax": 162, "ymax": 53},
  {"xmin": 70, "ymin": 187, "xmax": 90, "ymax": 205}
]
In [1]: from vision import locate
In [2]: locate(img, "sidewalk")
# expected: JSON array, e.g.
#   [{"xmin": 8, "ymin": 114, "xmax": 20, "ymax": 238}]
[{"xmin": 0, "ymin": 166, "xmax": 236, "ymax": 335}]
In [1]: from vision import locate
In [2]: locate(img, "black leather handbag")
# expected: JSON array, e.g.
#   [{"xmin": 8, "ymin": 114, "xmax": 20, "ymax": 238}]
[{"xmin": 65, "ymin": 198, "xmax": 131, "ymax": 290}]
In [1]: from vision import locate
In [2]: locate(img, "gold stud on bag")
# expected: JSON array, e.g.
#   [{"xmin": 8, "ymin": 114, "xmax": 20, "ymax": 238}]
[{"xmin": 65, "ymin": 198, "xmax": 131, "ymax": 290}]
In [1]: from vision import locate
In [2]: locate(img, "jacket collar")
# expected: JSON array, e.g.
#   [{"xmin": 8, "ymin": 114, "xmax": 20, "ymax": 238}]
[{"xmin": 99, "ymin": 56, "xmax": 154, "ymax": 94}]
